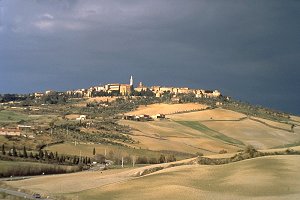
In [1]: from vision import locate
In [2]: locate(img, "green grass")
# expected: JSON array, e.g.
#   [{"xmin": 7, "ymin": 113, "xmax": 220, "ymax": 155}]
[
  {"xmin": 0, "ymin": 160, "xmax": 80, "ymax": 177},
  {"xmin": 273, "ymin": 141, "xmax": 300, "ymax": 149},
  {"xmin": 0, "ymin": 192, "xmax": 26, "ymax": 200},
  {"xmin": 176, "ymin": 121, "xmax": 244, "ymax": 146},
  {"xmin": 0, "ymin": 110, "xmax": 30, "ymax": 123},
  {"xmin": 46, "ymin": 142, "xmax": 192, "ymax": 162}
]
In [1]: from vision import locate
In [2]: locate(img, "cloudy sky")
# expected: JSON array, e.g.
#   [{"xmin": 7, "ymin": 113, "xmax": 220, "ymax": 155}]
[{"xmin": 0, "ymin": 0, "xmax": 299, "ymax": 114}]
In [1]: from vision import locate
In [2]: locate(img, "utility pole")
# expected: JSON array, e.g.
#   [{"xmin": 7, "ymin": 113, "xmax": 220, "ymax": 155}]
[{"xmin": 132, "ymin": 156, "xmax": 135, "ymax": 167}]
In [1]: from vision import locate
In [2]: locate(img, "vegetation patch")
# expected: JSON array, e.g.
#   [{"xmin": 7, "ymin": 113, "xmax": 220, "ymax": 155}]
[
  {"xmin": 0, "ymin": 110, "xmax": 30, "ymax": 123},
  {"xmin": 198, "ymin": 146, "xmax": 300, "ymax": 165},
  {"xmin": 0, "ymin": 161, "xmax": 80, "ymax": 178}
]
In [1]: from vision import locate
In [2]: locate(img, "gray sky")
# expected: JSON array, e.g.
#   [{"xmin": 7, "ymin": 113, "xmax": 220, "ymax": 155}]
[{"xmin": 0, "ymin": 0, "xmax": 299, "ymax": 114}]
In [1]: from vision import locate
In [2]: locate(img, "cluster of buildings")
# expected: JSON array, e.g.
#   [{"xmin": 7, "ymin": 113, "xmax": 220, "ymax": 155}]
[
  {"xmin": 123, "ymin": 114, "xmax": 166, "ymax": 121},
  {"xmin": 64, "ymin": 76, "xmax": 221, "ymax": 99},
  {"xmin": 0, "ymin": 125, "xmax": 34, "ymax": 137}
]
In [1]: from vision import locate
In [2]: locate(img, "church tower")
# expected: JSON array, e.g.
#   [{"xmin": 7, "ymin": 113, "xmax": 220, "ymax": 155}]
[{"xmin": 130, "ymin": 75, "xmax": 133, "ymax": 86}]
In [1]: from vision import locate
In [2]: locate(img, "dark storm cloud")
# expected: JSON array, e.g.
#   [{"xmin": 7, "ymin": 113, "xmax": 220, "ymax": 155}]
[{"xmin": 0, "ymin": 0, "xmax": 300, "ymax": 114}]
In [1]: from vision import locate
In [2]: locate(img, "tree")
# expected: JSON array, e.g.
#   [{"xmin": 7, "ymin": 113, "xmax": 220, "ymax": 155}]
[
  {"xmin": 244, "ymin": 145, "xmax": 257, "ymax": 158},
  {"xmin": 291, "ymin": 124, "xmax": 295, "ymax": 133},
  {"xmin": 12, "ymin": 146, "xmax": 18, "ymax": 157},
  {"xmin": 2, "ymin": 144, "xmax": 5, "ymax": 155},
  {"xmin": 166, "ymin": 154, "xmax": 176, "ymax": 162},
  {"xmin": 29, "ymin": 152, "xmax": 34, "ymax": 158},
  {"xmin": 49, "ymin": 152, "xmax": 54, "ymax": 160},
  {"xmin": 159, "ymin": 154, "xmax": 166, "ymax": 163},
  {"xmin": 94, "ymin": 154, "xmax": 106, "ymax": 163},
  {"xmin": 23, "ymin": 146, "xmax": 28, "ymax": 158},
  {"xmin": 39, "ymin": 149, "xmax": 44, "ymax": 160},
  {"xmin": 55, "ymin": 152, "xmax": 58, "ymax": 161},
  {"xmin": 93, "ymin": 147, "xmax": 96, "ymax": 155}
]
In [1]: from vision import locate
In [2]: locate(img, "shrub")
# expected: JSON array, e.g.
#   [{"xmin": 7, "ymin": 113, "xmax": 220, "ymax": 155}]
[
  {"xmin": 219, "ymin": 149, "xmax": 227, "ymax": 154},
  {"xmin": 195, "ymin": 152, "xmax": 204, "ymax": 157},
  {"xmin": 136, "ymin": 156, "xmax": 148, "ymax": 164}
]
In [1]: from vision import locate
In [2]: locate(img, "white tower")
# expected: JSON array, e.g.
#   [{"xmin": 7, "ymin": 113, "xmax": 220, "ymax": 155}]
[{"xmin": 130, "ymin": 75, "xmax": 133, "ymax": 86}]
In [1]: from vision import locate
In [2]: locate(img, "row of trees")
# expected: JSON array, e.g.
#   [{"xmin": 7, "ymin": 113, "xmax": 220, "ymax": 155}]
[
  {"xmin": 1, "ymin": 144, "xmax": 92, "ymax": 166},
  {"xmin": 92, "ymin": 148, "xmax": 176, "ymax": 165}
]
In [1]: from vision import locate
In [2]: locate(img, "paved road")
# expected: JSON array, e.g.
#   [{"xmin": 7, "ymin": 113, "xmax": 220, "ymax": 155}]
[
  {"xmin": 0, "ymin": 176, "xmax": 32, "ymax": 182},
  {"xmin": 0, "ymin": 187, "xmax": 50, "ymax": 200}
]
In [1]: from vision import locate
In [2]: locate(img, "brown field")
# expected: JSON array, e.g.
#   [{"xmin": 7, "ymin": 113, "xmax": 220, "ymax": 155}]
[
  {"xmin": 5, "ymin": 158, "xmax": 197, "ymax": 196},
  {"xmin": 64, "ymin": 114, "xmax": 80, "ymax": 120},
  {"xmin": 291, "ymin": 115, "xmax": 300, "ymax": 122},
  {"xmin": 6, "ymin": 155, "xmax": 300, "ymax": 200},
  {"xmin": 67, "ymin": 155, "xmax": 300, "ymax": 200},
  {"xmin": 120, "ymin": 119, "xmax": 240, "ymax": 154},
  {"xmin": 201, "ymin": 119, "xmax": 300, "ymax": 149},
  {"xmin": 86, "ymin": 97, "xmax": 118, "ymax": 103},
  {"xmin": 168, "ymin": 108, "xmax": 246, "ymax": 121},
  {"xmin": 251, "ymin": 116, "xmax": 293, "ymax": 130},
  {"xmin": 126, "ymin": 103, "xmax": 208, "ymax": 116},
  {"xmin": 120, "ymin": 107, "xmax": 300, "ymax": 154}
]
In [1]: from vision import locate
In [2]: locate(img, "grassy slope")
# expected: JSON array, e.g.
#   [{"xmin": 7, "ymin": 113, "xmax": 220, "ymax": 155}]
[
  {"xmin": 0, "ymin": 110, "xmax": 29, "ymax": 123},
  {"xmin": 175, "ymin": 121, "xmax": 244, "ymax": 146},
  {"xmin": 46, "ymin": 142, "xmax": 192, "ymax": 161},
  {"xmin": 0, "ymin": 161, "xmax": 79, "ymax": 177},
  {"xmin": 168, "ymin": 108, "xmax": 300, "ymax": 149},
  {"xmin": 120, "ymin": 119, "xmax": 240, "ymax": 154},
  {"xmin": 70, "ymin": 155, "xmax": 300, "ymax": 200}
]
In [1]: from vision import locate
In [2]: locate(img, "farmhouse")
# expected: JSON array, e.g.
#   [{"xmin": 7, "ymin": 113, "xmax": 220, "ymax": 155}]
[
  {"xmin": 151, "ymin": 114, "xmax": 166, "ymax": 119},
  {"xmin": 0, "ymin": 127, "xmax": 21, "ymax": 136},
  {"xmin": 76, "ymin": 115, "xmax": 87, "ymax": 121}
]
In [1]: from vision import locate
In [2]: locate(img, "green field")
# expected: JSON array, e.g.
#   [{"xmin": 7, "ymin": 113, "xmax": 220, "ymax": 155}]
[
  {"xmin": 0, "ymin": 192, "xmax": 26, "ymax": 200},
  {"xmin": 46, "ymin": 142, "xmax": 192, "ymax": 162},
  {"xmin": 0, "ymin": 110, "xmax": 29, "ymax": 123},
  {"xmin": 0, "ymin": 160, "xmax": 80, "ymax": 177}
]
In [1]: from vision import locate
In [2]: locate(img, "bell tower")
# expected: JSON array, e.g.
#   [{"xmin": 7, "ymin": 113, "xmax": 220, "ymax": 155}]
[{"xmin": 130, "ymin": 75, "xmax": 133, "ymax": 86}]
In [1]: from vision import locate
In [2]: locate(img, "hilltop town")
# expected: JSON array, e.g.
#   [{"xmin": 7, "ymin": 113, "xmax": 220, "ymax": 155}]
[
  {"xmin": 0, "ymin": 76, "xmax": 299, "ymax": 200},
  {"xmin": 34, "ymin": 76, "xmax": 221, "ymax": 99}
]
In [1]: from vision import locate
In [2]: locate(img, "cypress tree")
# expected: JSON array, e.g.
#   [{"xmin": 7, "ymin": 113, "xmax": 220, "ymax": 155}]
[
  {"xmin": 49, "ymin": 152, "xmax": 54, "ymax": 160},
  {"xmin": 39, "ymin": 149, "xmax": 44, "ymax": 160},
  {"xmin": 23, "ymin": 146, "xmax": 28, "ymax": 158},
  {"xmin": 12, "ymin": 146, "xmax": 18, "ymax": 157},
  {"xmin": 29, "ymin": 152, "xmax": 34, "ymax": 159},
  {"xmin": 93, "ymin": 147, "xmax": 96, "ymax": 155},
  {"xmin": 73, "ymin": 156, "xmax": 77, "ymax": 164},
  {"xmin": 2, "ymin": 144, "xmax": 5, "ymax": 155}
]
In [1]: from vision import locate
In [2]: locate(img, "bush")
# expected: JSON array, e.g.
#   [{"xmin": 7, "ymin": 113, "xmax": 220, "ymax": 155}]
[
  {"xmin": 195, "ymin": 152, "xmax": 204, "ymax": 157},
  {"xmin": 219, "ymin": 149, "xmax": 227, "ymax": 154},
  {"xmin": 244, "ymin": 145, "xmax": 257, "ymax": 158},
  {"xmin": 136, "ymin": 156, "xmax": 148, "ymax": 164}
]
